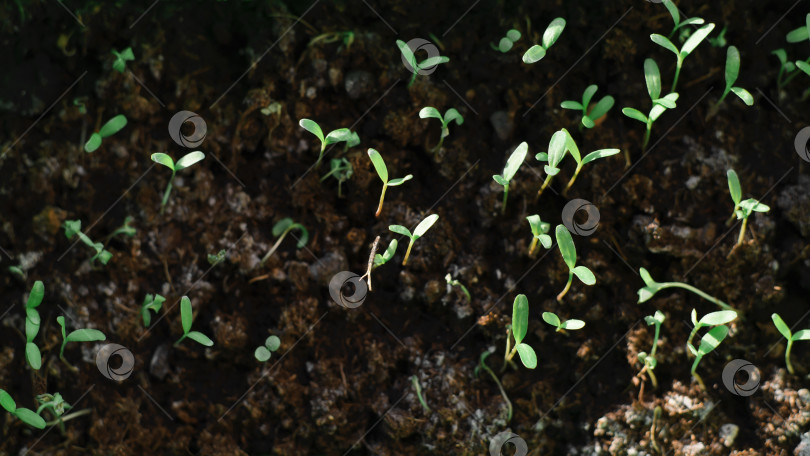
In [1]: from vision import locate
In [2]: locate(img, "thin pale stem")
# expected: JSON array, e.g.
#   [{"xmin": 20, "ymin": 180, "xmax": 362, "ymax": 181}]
[
  {"xmin": 691, "ymin": 358, "xmax": 706, "ymax": 390},
  {"xmin": 736, "ymin": 216, "xmax": 749, "ymax": 246},
  {"xmin": 528, "ymin": 238, "xmax": 538, "ymax": 257},
  {"xmin": 563, "ymin": 164, "xmax": 583, "ymax": 195},
  {"xmin": 786, "ymin": 339, "xmax": 795, "ymax": 374},
  {"xmin": 642, "ymin": 122, "xmax": 652, "ymax": 151},
  {"xmin": 376, "ymin": 183, "xmax": 388, "ymax": 217},
  {"xmin": 501, "ymin": 184, "xmax": 509, "ymax": 214},
  {"xmin": 480, "ymin": 356, "xmax": 513, "ymax": 422},
  {"xmin": 315, "ymin": 144, "xmax": 326, "ymax": 168},
  {"xmin": 556, "ymin": 272, "xmax": 573, "ymax": 301},
  {"xmin": 260, "ymin": 230, "xmax": 290, "ymax": 265},
  {"xmin": 402, "ymin": 239, "xmax": 415, "ymax": 266},
  {"xmin": 672, "ymin": 58, "xmax": 683, "ymax": 92},
  {"xmin": 45, "ymin": 408, "xmax": 91, "ymax": 427},
  {"xmin": 537, "ymin": 175, "xmax": 553, "ymax": 198},
  {"xmin": 174, "ymin": 333, "xmax": 187, "ymax": 347},
  {"xmin": 659, "ymin": 282, "xmax": 733, "ymax": 311},
  {"xmin": 160, "ymin": 171, "xmax": 176, "ymax": 214},
  {"xmin": 686, "ymin": 325, "xmax": 700, "ymax": 357}
]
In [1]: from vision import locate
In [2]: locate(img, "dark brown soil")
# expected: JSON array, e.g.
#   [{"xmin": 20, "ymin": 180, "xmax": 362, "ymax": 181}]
[{"xmin": 1, "ymin": 1, "xmax": 809, "ymax": 455}]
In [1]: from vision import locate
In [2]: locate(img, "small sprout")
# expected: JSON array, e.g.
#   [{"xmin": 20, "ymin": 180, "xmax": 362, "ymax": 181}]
[
  {"xmin": 105, "ymin": 216, "xmax": 136, "ymax": 241},
  {"xmin": 260, "ymin": 102, "xmax": 283, "ymax": 117},
  {"xmin": 708, "ymin": 25, "xmax": 728, "ymax": 48},
  {"xmin": 260, "ymin": 218, "xmax": 309, "ymax": 266},
  {"xmin": 396, "ymin": 39, "xmax": 450, "ymax": 87},
  {"xmin": 373, "ymin": 239, "xmax": 398, "ymax": 269},
  {"xmin": 559, "ymin": 130, "xmax": 620, "ymax": 195},
  {"xmin": 555, "ymin": 225, "xmax": 596, "ymax": 301},
  {"xmin": 151, "ymin": 151, "xmax": 205, "ymax": 213},
  {"xmin": 560, "ymin": 84, "xmax": 615, "ymax": 129},
  {"xmin": 690, "ymin": 324, "xmax": 730, "ymax": 390},
  {"xmin": 650, "ymin": 23, "xmax": 716, "ymax": 91},
  {"xmin": 542, "ymin": 311, "xmax": 585, "ymax": 333},
  {"xmin": 535, "ymin": 130, "xmax": 568, "ymax": 197},
  {"xmin": 475, "ymin": 351, "xmax": 513, "ymax": 422},
  {"xmin": 418, "ymin": 107, "xmax": 464, "ymax": 152},
  {"xmin": 637, "ymin": 310, "xmax": 665, "ymax": 389},
  {"xmin": 410, "ymin": 375, "xmax": 431, "ymax": 413},
  {"xmin": 686, "ymin": 309, "xmax": 737, "ymax": 358},
  {"xmin": 637, "ymin": 267, "xmax": 733, "ymax": 311},
  {"xmin": 8, "ymin": 265, "xmax": 26, "ymax": 280},
  {"xmin": 63, "ymin": 220, "xmax": 112, "ymax": 264},
  {"xmin": 320, "ymin": 157, "xmax": 353, "ymax": 198},
  {"xmin": 72, "ymin": 97, "xmax": 87, "ymax": 115},
  {"xmin": 141, "ymin": 293, "xmax": 165, "ymax": 327},
  {"xmin": 56, "ymin": 315, "xmax": 106, "ymax": 370},
  {"xmin": 708, "ymin": 46, "xmax": 754, "ymax": 118},
  {"xmin": 445, "ymin": 273, "xmax": 471, "ymax": 303},
  {"xmin": 36, "ymin": 392, "xmax": 70, "ymax": 420},
  {"xmin": 368, "ymin": 148, "xmax": 413, "ymax": 217},
  {"xmin": 726, "ymin": 168, "xmax": 770, "ymax": 248},
  {"xmin": 622, "ymin": 59, "xmax": 679, "ymax": 163},
  {"xmin": 772, "ymin": 49, "xmax": 801, "ymax": 90},
  {"xmin": 493, "ymin": 29, "xmax": 521, "ymax": 53},
  {"xmin": 0, "ymin": 389, "xmax": 46, "ymax": 429},
  {"xmin": 111, "ymin": 47, "xmax": 134, "ymax": 73},
  {"xmin": 492, "ymin": 142, "xmax": 528, "ymax": 214},
  {"xmin": 771, "ymin": 313, "xmax": 810, "ymax": 374},
  {"xmin": 526, "ymin": 215, "xmax": 552, "ymax": 256},
  {"xmin": 522, "ymin": 17, "xmax": 566, "ymax": 64},
  {"xmin": 389, "ymin": 214, "xmax": 439, "ymax": 266},
  {"xmin": 84, "ymin": 114, "xmax": 127, "ymax": 153},
  {"xmin": 207, "ymin": 249, "xmax": 227, "ymax": 266},
  {"xmin": 503, "ymin": 295, "xmax": 538, "ymax": 369},
  {"xmin": 786, "ymin": 13, "xmax": 810, "ymax": 44},
  {"xmin": 24, "ymin": 281, "xmax": 44, "ymax": 370},
  {"xmin": 298, "ymin": 118, "xmax": 360, "ymax": 168},
  {"xmin": 254, "ymin": 335, "xmax": 281, "ymax": 362},
  {"xmin": 660, "ymin": 0, "xmax": 705, "ymax": 39},
  {"xmin": 174, "ymin": 296, "xmax": 214, "ymax": 347}
]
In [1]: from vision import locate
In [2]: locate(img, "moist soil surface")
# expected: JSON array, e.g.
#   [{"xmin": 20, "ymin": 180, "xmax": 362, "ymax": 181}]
[{"xmin": 1, "ymin": 1, "xmax": 810, "ymax": 455}]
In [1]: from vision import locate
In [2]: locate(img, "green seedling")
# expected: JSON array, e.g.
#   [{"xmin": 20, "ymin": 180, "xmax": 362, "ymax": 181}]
[
  {"xmin": 560, "ymin": 85, "xmax": 615, "ymax": 129},
  {"xmin": 36, "ymin": 392, "xmax": 92, "ymax": 433},
  {"xmin": 151, "ymin": 151, "xmax": 205, "ymax": 213},
  {"xmin": 637, "ymin": 267, "xmax": 733, "ymax": 311},
  {"xmin": 535, "ymin": 129, "xmax": 567, "ymax": 197},
  {"xmin": 542, "ymin": 311, "xmax": 585, "ymax": 333},
  {"xmin": 475, "ymin": 351, "xmax": 513, "ymax": 422},
  {"xmin": 389, "ymin": 214, "xmax": 439, "ymax": 266},
  {"xmin": 726, "ymin": 169, "xmax": 770, "ymax": 248},
  {"xmin": 419, "ymin": 107, "xmax": 464, "ymax": 152},
  {"xmin": 9, "ymin": 265, "xmax": 26, "ymax": 280},
  {"xmin": 373, "ymin": 239, "xmax": 398, "ymax": 269},
  {"xmin": 555, "ymin": 225, "xmax": 596, "ymax": 301},
  {"xmin": 637, "ymin": 310, "xmax": 665, "ymax": 389},
  {"xmin": 787, "ymin": 13, "xmax": 810, "ymax": 44},
  {"xmin": 689, "ymin": 324, "xmax": 730, "ymax": 389},
  {"xmin": 308, "ymin": 30, "xmax": 355, "ymax": 50},
  {"xmin": 111, "ymin": 47, "xmax": 134, "ymax": 73},
  {"xmin": 298, "ymin": 118, "xmax": 360, "ymax": 168},
  {"xmin": 104, "ymin": 216, "xmax": 136, "ymax": 241},
  {"xmin": 709, "ymin": 25, "xmax": 728, "ymax": 48},
  {"xmin": 56, "ymin": 315, "xmax": 106, "ymax": 370},
  {"xmin": 492, "ymin": 142, "xmax": 528, "ymax": 214},
  {"xmin": 73, "ymin": 97, "xmax": 87, "ymax": 115},
  {"xmin": 174, "ymin": 296, "xmax": 214, "ymax": 347},
  {"xmin": 708, "ymin": 46, "xmax": 754, "ymax": 118},
  {"xmin": 650, "ymin": 23, "xmax": 716, "ymax": 91},
  {"xmin": 559, "ymin": 130, "xmax": 620, "ymax": 195},
  {"xmin": 207, "ymin": 249, "xmax": 226, "ymax": 266},
  {"xmin": 622, "ymin": 59, "xmax": 679, "ymax": 164},
  {"xmin": 63, "ymin": 220, "xmax": 113, "ymax": 265},
  {"xmin": 771, "ymin": 313, "xmax": 810, "ymax": 374},
  {"xmin": 410, "ymin": 375, "xmax": 431, "ymax": 413},
  {"xmin": 660, "ymin": 0, "xmax": 706, "ymax": 39},
  {"xmin": 686, "ymin": 309, "xmax": 737, "ymax": 358},
  {"xmin": 254, "ymin": 335, "xmax": 281, "ymax": 362},
  {"xmin": 84, "ymin": 114, "xmax": 127, "ymax": 153},
  {"xmin": 503, "ymin": 295, "xmax": 538, "ymax": 370},
  {"xmin": 260, "ymin": 102, "xmax": 283, "ymax": 117},
  {"xmin": 320, "ymin": 157, "xmax": 353, "ymax": 198},
  {"xmin": 445, "ymin": 273, "xmax": 471, "ymax": 303},
  {"xmin": 396, "ymin": 39, "xmax": 450, "ymax": 87},
  {"xmin": 141, "ymin": 293, "xmax": 165, "ymax": 327},
  {"xmin": 772, "ymin": 49, "xmax": 804, "ymax": 90},
  {"xmin": 493, "ymin": 29, "xmax": 521, "ymax": 53},
  {"xmin": 522, "ymin": 17, "xmax": 566, "ymax": 64},
  {"xmin": 526, "ymin": 215, "xmax": 552, "ymax": 257},
  {"xmin": 260, "ymin": 218, "xmax": 309, "ymax": 266},
  {"xmin": 24, "ymin": 281, "xmax": 44, "ymax": 370},
  {"xmin": 0, "ymin": 389, "xmax": 46, "ymax": 429},
  {"xmin": 368, "ymin": 148, "xmax": 413, "ymax": 217}
]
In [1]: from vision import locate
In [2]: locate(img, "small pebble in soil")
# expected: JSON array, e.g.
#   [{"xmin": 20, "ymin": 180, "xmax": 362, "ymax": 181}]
[
  {"xmin": 796, "ymin": 432, "xmax": 810, "ymax": 456},
  {"xmin": 344, "ymin": 70, "xmax": 374, "ymax": 99},
  {"xmin": 150, "ymin": 344, "xmax": 171, "ymax": 380},
  {"xmin": 489, "ymin": 111, "xmax": 513, "ymax": 141},
  {"xmin": 719, "ymin": 423, "xmax": 739, "ymax": 447}
]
